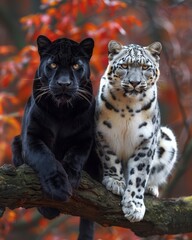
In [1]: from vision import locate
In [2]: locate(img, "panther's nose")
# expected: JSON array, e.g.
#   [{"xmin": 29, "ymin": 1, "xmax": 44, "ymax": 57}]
[{"xmin": 57, "ymin": 80, "xmax": 72, "ymax": 88}]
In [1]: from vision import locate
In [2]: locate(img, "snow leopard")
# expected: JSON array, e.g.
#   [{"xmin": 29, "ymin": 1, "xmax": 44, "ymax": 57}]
[{"xmin": 95, "ymin": 40, "xmax": 177, "ymax": 222}]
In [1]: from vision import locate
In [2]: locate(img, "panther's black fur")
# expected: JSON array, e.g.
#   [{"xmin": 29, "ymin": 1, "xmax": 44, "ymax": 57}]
[{"xmin": 11, "ymin": 35, "xmax": 96, "ymax": 231}]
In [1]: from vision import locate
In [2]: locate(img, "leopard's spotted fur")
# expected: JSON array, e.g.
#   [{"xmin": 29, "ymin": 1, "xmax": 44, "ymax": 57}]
[{"xmin": 95, "ymin": 40, "xmax": 177, "ymax": 222}]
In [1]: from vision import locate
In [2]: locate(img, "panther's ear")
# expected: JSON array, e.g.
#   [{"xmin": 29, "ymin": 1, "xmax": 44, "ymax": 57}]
[
  {"xmin": 146, "ymin": 42, "xmax": 162, "ymax": 61},
  {"xmin": 37, "ymin": 35, "xmax": 52, "ymax": 57},
  {"xmin": 80, "ymin": 38, "xmax": 94, "ymax": 60},
  {"xmin": 108, "ymin": 40, "xmax": 122, "ymax": 60}
]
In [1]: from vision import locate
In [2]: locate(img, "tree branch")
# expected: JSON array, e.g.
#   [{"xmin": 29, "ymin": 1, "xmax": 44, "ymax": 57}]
[{"xmin": 0, "ymin": 164, "xmax": 192, "ymax": 237}]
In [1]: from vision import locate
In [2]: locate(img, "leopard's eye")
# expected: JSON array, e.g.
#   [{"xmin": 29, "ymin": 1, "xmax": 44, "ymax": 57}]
[
  {"xmin": 121, "ymin": 64, "xmax": 127, "ymax": 69},
  {"xmin": 50, "ymin": 63, "xmax": 57, "ymax": 69},
  {"xmin": 72, "ymin": 63, "xmax": 80, "ymax": 70},
  {"xmin": 142, "ymin": 64, "xmax": 149, "ymax": 70}
]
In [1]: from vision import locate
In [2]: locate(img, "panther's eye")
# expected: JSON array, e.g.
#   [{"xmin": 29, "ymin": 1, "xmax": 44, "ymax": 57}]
[
  {"xmin": 142, "ymin": 65, "xmax": 149, "ymax": 70},
  {"xmin": 121, "ymin": 64, "xmax": 127, "ymax": 69},
  {"xmin": 72, "ymin": 63, "xmax": 80, "ymax": 70},
  {"xmin": 50, "ymin": 63, "xmax": 57, "ymax": 69}
]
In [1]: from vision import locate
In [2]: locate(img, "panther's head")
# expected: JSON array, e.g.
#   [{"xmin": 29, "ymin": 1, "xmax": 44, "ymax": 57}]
[
  {"xmin": 34, "ymin": 35, "xmax": 94, "ymax": 106},
  {"xmin": 107, "ymin": 40, "xmax": 162, "ymax": 95}
]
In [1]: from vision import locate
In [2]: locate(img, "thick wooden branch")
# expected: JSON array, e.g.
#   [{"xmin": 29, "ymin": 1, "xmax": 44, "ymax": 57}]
[{"xmin": 0, "ymin": 164, "xmax": 192, "ymax": 237}]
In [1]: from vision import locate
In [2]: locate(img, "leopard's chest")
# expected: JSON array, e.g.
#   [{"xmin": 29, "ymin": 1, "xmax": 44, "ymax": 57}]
[{"xmin": 96, "ymin": 89, "xmax": 156, "ymax": 162}]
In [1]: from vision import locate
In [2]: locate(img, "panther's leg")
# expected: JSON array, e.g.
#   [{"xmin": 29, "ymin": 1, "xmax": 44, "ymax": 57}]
[
  {"xmin": 23, "ymin": 134, "xmax": 72, "ymax": 201},
  {"xmin": 11, "ymin": 135, "xmax": 64, "ymax": 219},
  {"xmin": 62, "ymin": 139, "xmax": 93, "ymax": 189},
  {"xmin": 146, "ymin": 126, "xmax": 177, "ymax": 197}
]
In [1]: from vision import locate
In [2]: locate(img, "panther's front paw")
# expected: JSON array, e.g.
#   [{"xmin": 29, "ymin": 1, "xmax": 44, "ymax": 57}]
[
  {"xmin": 40, "ymin": 171, "xmax": 72, "ymax": 201},
  {"xmin": 121, "ymin": 193, "xmax": 145, "ymax": 222},
  {"xmin": 38, "ymin": 207, "xmax": 60, "ymax": 219},
  {"xmin": 102, "ymin": 176, "xmax": 126, "ymax": 196},
  {"xmin": 65, "ymin": 168, "xmax": 81, "ymax": 189}
]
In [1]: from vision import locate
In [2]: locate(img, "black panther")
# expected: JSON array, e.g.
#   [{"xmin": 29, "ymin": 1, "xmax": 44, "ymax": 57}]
[{"xmin": 12, "ymin": 35, "xmax": 97, "ymax": 239}]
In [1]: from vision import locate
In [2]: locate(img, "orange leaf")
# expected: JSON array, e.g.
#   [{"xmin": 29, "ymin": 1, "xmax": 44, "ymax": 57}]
[
  {"xmin": 0, "ymin": 46, "xmax": 16, "ymax": 55},
  {"xmin": 0, "ymin": 74, "xmax": 14, "ymax": 88},
  {"xmin": 0, "ymin": 141, "xmax": 11, "ymax": 163},
  {"xmin": 41, "ymin": 0, "xmax": 61, "ymax": 8},
  {"xmin": 79, "ymin": 0, "xmax": 87, "ymax": 14},
  {"xmin": 7, "ymin": 211, "xmax": 16, "ymax": 223}
]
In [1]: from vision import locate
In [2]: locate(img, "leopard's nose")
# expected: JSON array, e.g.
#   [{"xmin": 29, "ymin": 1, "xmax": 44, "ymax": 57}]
[{"xmin": 129, "ymin": 80, "xmax": 140, "ymax": 88}]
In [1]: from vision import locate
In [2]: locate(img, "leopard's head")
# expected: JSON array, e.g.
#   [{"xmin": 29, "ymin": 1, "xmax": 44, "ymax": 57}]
[
  {"xmin": 107, "ymin": 40, "xmax": 162, "ymax": 95},
  {"xmin": 34, "ymin": 35, "xmax": 94, "ymax": 106}
]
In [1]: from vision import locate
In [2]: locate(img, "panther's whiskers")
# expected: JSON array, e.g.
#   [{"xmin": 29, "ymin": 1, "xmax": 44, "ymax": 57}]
[
  {"xmin": 33, "ymin": 77, "xmax": 42, "ymax": 81},
  {"xmin": 79, "ymin": 87, "xmax": 92, "ymax": 97},
  {"xmin": 21, "ymin": 76, "xmax": 42, "ymax": 81},
  {"xmin": 35, "ymin": 89, "xmax": 50, "ymax": 103},
  {"xmin": 76, "ymin": 89, "xmax": 92, "ymax": 105}
]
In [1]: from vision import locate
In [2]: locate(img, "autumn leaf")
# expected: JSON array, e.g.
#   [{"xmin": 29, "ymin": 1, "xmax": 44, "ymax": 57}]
[{"xmin": 0, "ymin": 46, "xmax": 16, "ymax": 55}]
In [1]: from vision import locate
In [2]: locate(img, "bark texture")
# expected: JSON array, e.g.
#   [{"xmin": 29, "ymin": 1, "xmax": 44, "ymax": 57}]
[{"xmin": 0, "ymin": 164, "xmax": 192, "ymax": 237}]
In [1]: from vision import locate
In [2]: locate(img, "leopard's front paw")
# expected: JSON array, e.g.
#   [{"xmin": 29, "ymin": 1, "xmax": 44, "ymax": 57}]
[
  {"xmin": 102, "ymin": 176, "xmax": 125, "ymax": 196},
  {"xmin": 145, "ymin": 185, "xmax": 159, "ymax": 197},
  {"xmin": 121, "ymin": 193, "xmax": 145, "ymax": 222}
]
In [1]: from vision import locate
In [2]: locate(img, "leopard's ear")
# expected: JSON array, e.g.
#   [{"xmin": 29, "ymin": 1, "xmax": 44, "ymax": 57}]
[
  {"xmin": 37, "ymin": 35, "xmax": 52, "ymax": 57},
  {"xmin": 80, "ymin": 38, "xmax": 94, "ymax": 60},
  {"xmin": 108, "ymin": 40, "xmax": 122, "ymax": 60},
  {"xmin": 146, "ymin": 42, "xmax": 162, "ymax": 61}
]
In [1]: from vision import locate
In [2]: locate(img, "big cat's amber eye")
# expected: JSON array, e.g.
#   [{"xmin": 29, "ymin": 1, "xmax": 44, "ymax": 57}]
[
  {"xmin": 50, "ymin": 63, "xmax": 57, "ymax": 69},
  {"xmin": 142, "ymin": 65, "xmax": 149, "ymax": 70},
  {"xmin": 121, "ymin": 64, "xmax": 127, "ymax": 69},
  {"xmin": 72, "ymin": 63, "xmax": 80, "ymax": 70}
]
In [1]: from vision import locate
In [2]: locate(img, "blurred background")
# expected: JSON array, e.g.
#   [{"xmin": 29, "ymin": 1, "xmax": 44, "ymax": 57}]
[{"xmin": 0, "ymin": 0, "xmax": 192, "ymax": 239}]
